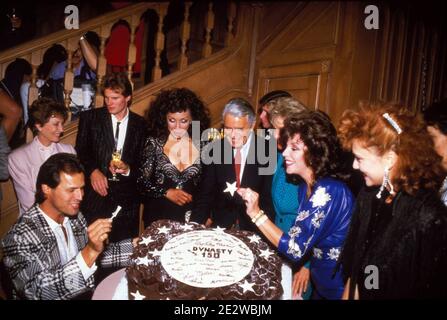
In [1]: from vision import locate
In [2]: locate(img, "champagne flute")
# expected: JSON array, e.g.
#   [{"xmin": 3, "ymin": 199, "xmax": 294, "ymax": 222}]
[{"xmin": 110, "ymin": 149, "xmax": 122, "ymax": 181}]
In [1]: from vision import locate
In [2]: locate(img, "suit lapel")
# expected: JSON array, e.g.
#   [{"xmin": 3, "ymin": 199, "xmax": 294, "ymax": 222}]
[
  {"xmin": 70, "ymin": 214, "xmax": 88, "ymax": 250},
  {"xmin": 26, "ymin": 205, "xmax": 61, "ymax": 261},
  {"xmin": 240, "ymin": 133, "xmax": 256, "ymax": 186},
  {"xmin": 122, "ymin": 110, "xmax": 135, "ymax": 162},
  {"xmin": 101, "ymin": 107, "xmax": 115, "ymax": 155}
]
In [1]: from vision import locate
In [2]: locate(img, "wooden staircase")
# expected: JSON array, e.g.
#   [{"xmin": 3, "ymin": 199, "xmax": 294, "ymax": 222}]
[{"xmin": 1, "ymin": 1, "xmax": 447, "ymax": 239}]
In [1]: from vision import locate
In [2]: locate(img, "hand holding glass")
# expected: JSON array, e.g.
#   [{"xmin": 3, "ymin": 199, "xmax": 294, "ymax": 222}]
[{"xmin": 110, "ymin": 149, "xmax": 122, "ymax": 181}]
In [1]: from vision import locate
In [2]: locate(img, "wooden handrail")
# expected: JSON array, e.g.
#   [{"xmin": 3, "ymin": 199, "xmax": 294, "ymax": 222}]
[{"xmin": 0, "ymin": 3, "xmax": 152, "ymax": 69}]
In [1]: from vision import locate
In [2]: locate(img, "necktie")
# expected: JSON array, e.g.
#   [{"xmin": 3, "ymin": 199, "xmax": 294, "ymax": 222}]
[
  {"xmin": 234, "ymin": 148, "xmax": 241, "ymax": 188},
  {"xmin": 114, "ymin": 121, "xmax": 121, "ymax": 149}
]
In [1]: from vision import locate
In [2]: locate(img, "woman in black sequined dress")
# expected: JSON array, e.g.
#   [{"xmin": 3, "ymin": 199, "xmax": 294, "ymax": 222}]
[{"xmin": 138, "ymin": 88, "xmax": 211, "ymax": 226}]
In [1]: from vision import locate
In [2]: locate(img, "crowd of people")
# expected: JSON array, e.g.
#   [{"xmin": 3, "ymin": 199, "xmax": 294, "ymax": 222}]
[{"xmin": 0, "ymin": 68, "xmax": 446, "ymax": 300}]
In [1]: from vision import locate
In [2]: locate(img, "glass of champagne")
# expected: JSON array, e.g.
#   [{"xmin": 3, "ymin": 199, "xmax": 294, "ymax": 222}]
[{"xmin": 110, "ymin": 149, "xmax": 122, "ymax": 181}]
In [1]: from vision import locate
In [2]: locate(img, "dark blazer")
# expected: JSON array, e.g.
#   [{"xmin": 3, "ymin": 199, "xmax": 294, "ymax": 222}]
[
  {"xmin": 0, "ymin": 204, "xmax": 133, "ymax": 300},
  {"xmin": 75, "ymin": 107, "xmax": 146, "ymax": 226},
  {"xmin": 339, "ymin": 187, "xmax": 447, "ymax": 299},
  {"xmin": 193, "ymin": 134, "xmax": 275, "ymax": 232}
]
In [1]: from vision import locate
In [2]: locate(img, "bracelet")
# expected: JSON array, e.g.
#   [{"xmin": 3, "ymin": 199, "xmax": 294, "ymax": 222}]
[
  {"xmin": 251, "ymin": 210, "xmax": 265, "ymax": 223},
  {"xmin": 255, "ymin": 214, "xmax": 268, "ymax": 227}
]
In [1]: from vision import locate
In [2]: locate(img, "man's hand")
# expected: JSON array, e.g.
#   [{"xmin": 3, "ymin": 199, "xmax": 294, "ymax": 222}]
[
  {"xmin": 109, "ymin": 159, "xmax": 129, "ymax": 175},
  {"xmin": 90, "ymin": 169, "xmax": 108, "ymax": 196},
  {"xmin": 81, "ymin": 219, "xmax": 112, "ymax": 267},
  {"xmin": 165, "ymin": 189, "xmax": 192, "ymax": 206},
  {"xmin": 292, "ymin": 266, "xmax": 310, "ymax": 299}
]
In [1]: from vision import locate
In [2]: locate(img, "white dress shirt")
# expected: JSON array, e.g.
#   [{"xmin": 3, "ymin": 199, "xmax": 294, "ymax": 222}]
[
  {"xmin": 111, "ymin": 109, "xmax": 131, "ymax": 176},
  {"xmin": 111, "ymin": 109, "xmax": 129, "ymax": 153},
  {"xmin": 38, "ymin": 206, "xmax": 97, "ymax": 281}
]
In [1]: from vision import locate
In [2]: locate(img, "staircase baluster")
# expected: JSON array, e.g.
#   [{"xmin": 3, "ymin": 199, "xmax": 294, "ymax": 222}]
[
  {"xmin": 126, "ymin": 13, "xmax": 142, "ymax": 88},
  {"xmin": 152, "ymin": 3, "xmax": 168, "ymax": 81},
  {"xmin": 64, "ymin": 37, "xmax": 78, "ymax": 121},
  {"xmin": 178, "ymin": 2, "xmax": 192, "ymax": 71},
  {"xmin": 225, "ymin": 1, "xmax": 237, "ymax": 46},
  {"xmin": 96, "ymin": 23, "xmax": 113, "ymax": 108},
  {"xmin": 202, "ymin": 1, "xmax": 215, "ymax": 58}
]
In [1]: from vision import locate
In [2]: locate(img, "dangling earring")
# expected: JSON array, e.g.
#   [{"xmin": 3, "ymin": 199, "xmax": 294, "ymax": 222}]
[
  {"xmin": 376, "ymin": 167, "xmax": 390, "ymax": 199},
  {"xmin": 376, "ymin": 167, "xmax": 395, "ymax": 199}
]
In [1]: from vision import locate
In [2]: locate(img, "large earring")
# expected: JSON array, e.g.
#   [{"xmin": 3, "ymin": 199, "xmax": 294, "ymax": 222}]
[
  {"xmin": 376, "ymin": 167, "xmax": 390, "ymax": 199},
  {"xmin": 376, "ymin": 167, "xmax": 395, "ymax": 199}
]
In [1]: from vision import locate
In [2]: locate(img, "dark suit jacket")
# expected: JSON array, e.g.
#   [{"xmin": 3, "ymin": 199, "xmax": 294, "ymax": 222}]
[
  {"xmin": 193, "ymin": 134, "xmax": 275, "ymax": 232},
  {"xmin": 75, "ymin": 107, "xmax": 146, "ymax": 223}
]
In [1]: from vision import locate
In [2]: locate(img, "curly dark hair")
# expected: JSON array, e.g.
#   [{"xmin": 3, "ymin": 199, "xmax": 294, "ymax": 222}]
[
  {"xmin": 338, "ymin": 102, "xmax": 445, "ymax": 195},
  {"xmin": 279, "ymin": 110, "xmax": 351, "ymax": 185},
  {"xmin": 145, "ymin": 88, "xmax": 211, "ymax": 139}
]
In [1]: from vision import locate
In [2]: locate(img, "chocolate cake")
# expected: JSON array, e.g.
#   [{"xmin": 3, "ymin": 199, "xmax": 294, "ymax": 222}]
[{"xmin": 126, "ymin": 219, "xmax": 283, "ymax": 300}]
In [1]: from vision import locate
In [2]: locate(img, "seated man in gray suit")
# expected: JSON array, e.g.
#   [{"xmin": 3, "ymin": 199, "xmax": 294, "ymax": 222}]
[{"xmin": 1, "ymin": 153, "xmax": 134, "ymax": 300}]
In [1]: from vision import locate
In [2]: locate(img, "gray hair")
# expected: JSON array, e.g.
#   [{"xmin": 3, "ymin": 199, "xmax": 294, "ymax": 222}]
[
  {"xmin": 222, "ymin": 98, "xmax": 256, "ymax": 126},
  {"xmin": 269, "ymin": 97, "xmax": 308, "ymax": 124}
]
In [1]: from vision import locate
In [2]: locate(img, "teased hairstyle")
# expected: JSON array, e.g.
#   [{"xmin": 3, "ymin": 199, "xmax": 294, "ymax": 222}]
[
  {"xmin": 146, "ymin": 88, "xmax": 211, "ymax": 139},
  {"xmin": 279, "ymin": 110, "xmax": 351, "ymax": 184},
  {"xmin": 259, "ymin": 90, "xmax": 292, "ymax": 108},
  {"xmin": 102, "ymin": 72, "xmax": 132, "ymax": 103},
  {"xmin": 268, "ymin": 97, "xmax": 308, "ymax": 125},
  {"xmin": 28, "ymin": 97, "xmax": 68, "ymax": 135},
  {"xmin": 338, "ymin": 101, "xmax": 444, "ymax": 195},
  {"xmin": 423, "ymin": 99, "xmax": 447, "ymax": 135},
  {"xmin": 35, "ymin": 153, "xmax": 84, "ymax": 204},
  {"xmin": 222, "ymin": 98, "xmax": 256, "ymax": 126}
]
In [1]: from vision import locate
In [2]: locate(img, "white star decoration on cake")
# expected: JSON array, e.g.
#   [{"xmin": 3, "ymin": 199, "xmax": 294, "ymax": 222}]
[
  {"xmin": 157, "ymin": 226, "xmax": 171, "ymax": 235},
  {"xmin": 259, "ymin": 248, "xmax": 274, "ymax": 260},
  {"xmin": 213, "ymin": 226, "xmax": 226, "ymax": 232},
  {"xmin": 223, "ymin": 181, "xmax": 238, "ymax": 197},
  {"xmin": 148, "ymin": 249, "xmax": 162, "ymax": 257},
  {"xmin": 136, "ymin": 256, "xmax": 152, "ymax": 266},
  {"xmin": 247, "ymin": 234, "xmax": 261, "ymax": 243},
  {"xmin": 139, "ymin": 236, "xmax": 154, "ymax": 246},
  {"xmin": 179, "ymin": 224, "xmax": 194, "ymax": 231},
  {"xmin": 130, "ymin": 290, "xmax": 145, "ymax": 300},
  {"xmin": 239, "ymin": 280, "xmax": 255, "ymax": 293}
]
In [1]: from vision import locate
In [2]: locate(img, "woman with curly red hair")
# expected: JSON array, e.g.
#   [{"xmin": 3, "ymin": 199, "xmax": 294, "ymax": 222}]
[{"xmin": 337, "ymin": 102, "xmax": 447, "ymax": 299}]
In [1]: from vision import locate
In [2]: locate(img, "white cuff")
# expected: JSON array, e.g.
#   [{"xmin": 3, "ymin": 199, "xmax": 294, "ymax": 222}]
[{"xmin": 76, "ymin": 252, "xmax": 97, "ymax": 281}]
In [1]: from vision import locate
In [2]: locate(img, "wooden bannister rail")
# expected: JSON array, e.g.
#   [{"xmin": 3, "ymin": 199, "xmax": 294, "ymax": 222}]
[
  {"xmin": 0, "ymin": 1, "xmax": 240, "ymax": 237},
  {"xmin": 0, "ymin": 1, "xmax": 237, "ymax": 122}
]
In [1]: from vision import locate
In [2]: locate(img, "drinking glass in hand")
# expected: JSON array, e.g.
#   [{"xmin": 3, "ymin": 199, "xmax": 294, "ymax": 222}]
[{"xmin": 109, "ymin": 149, "xmax": 122, "ymax": 181}]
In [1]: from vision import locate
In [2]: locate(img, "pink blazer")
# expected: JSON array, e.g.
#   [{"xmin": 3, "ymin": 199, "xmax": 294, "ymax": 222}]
[{"xmin": 8, "ymin": 137, "xmax": 76, "ymax": 217}]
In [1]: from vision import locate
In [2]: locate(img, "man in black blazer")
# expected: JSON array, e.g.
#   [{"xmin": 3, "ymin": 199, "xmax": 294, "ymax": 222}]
[
  {"xmin": 75, "ymin": 73, "xmax": 146, "ymax": 243},
  {"xmin": 193, "ymin": 98, "xmax": 276, "ymax": 233}
]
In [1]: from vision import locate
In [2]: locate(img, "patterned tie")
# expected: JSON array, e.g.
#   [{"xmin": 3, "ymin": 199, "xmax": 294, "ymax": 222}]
[
  {"xmin": 234, "ymin": 148, "xmax": 241, "ymax": 188},
  {"xmin": 114, "ymin": 121, "xmax": 121, "ymax": 149}
]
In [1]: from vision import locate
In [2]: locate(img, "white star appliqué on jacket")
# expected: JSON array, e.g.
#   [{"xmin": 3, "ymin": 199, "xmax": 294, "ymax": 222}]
[
  {"xmin": 327, "ymin": 248, "xmax": 341, "ymax": 260},
  {"xmin": 310, "ymin": 187, "xmax": 331, "ymax": 208}
]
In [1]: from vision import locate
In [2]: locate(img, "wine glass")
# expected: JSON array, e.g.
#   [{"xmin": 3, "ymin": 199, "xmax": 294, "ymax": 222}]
[{"xmin": 109, "ymin": 149, "xmax": 122, "ymax": 181}]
